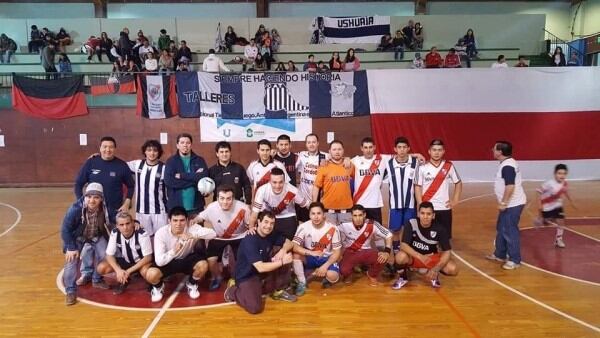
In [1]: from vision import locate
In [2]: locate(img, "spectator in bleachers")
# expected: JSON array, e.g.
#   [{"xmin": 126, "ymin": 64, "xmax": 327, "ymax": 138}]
[
  {"xmin": 56, "ymin": 28, "xmax": 72, "ymax": 53},
  {"xmin": 567, "ymin": 51, "xmax": 580, "ymax": 66},
  {"xmin": 275, "ymin": 62, "xmax": 286, "ymax": 71},
  {"xmin": 41, "ymin": 28, "xmax": 56, "ymax": 47},
  {"xmin": 377, "ymin": 34, "xmax": 394, "ymax": 52},
  {"xmin": 251, "ymin": 53, "xmax": 267, "ymax": 72},
  {"xmin": 260, "ymin": 31, "xmax": 273, "ymax": 70},
  {"xmin": 118, "ymin": 31, "xmax": 134, "ymax": 61},
  {"xmin": 550, "ymin": 47, "xmax": 566, "ymax": 67},
  {"xmin": 329, "ymin": 52, "xmax": 343, "ymax": 72},
  {"xmin": 136, "ymin": 30, "xmax": 149, "ymax": 45},
  {"xmin": 255, "ymin": 24, "xmax": 267, "ymax": 45},
  {"xmin": 144, "ymin": 52, "xmax": 158, "ymax": 73},
  {"xmin": 41, "ymin": 43, "xmax": 57, "ymax": 77},
  {"xmin": 303, "ymin": 54, "xmax": 317, "ymax": 72},
  {"xmin": 317, "ymin": 61, "xmax": 329, "ymax": 73},
  {"xmin": 225, "ymin": 26, "xmax": 237, "ymax": 53},
  {"xmin": 392, "ymin": 30, "xmax": 405, "ymax": 60},
  {"xmin": 138, "ymin": 40, "xmax": 157, "ymax": 63},
  {"xmin": 177, "ymin": 60, "xmax": 190, "ymax": 72},
  {"xmin": 454, "ymin": 38, "xmax": 470, "ymax": 68},
  {"xmin": 158, "ymin": 29, "xmax": 171, "ymax": 51},
  {"xmin": 287, "ymin": 60, "xmax": 298, "ymax": 72},
  {"xmin": 29, "ymin": 25, "xmax": 45, "ymax": 53},
  {"xmin": 411, "ymin": 52, "xmax": 425, "ymax": 69},
  {"xmin": 97, "ymin": 32, "xmax": 114, "ymax": 63},
  {"xmin": 271, "ymin": 29, "xmax": 282, "ymax": 53},
  {"xmin": 203, "ymin": 49, "xmax": 230, "ymax": 73},
  {"xmin": 126, "ymin": 59, "xmax": 140, "ymax": 74},
  {"xmin": 343, "ymin": 48, "xmax": 361, "ymax": 71},
  {"xmin": 515, "ymin": 55, "xmax": 529, "ymax": 67},
  {"xmin": 0, "ymin": 34, "xmax": 17, "ymax": 64},
  {"xmin": 176, "ymin": 40, "xmax": 192, "ymax": 65},
  {"xmin": 112, "ymin": 59, "xmax": 125, "ymax": 74},
  {"xmin": 58, "ymin": 53, "xmax": 72, "ymax": 75},
  {"xmin": 491, "ymin": 54, "xmax": 509, "ymax": 68},
  {"xmin": 159, "ymin": 49, "xmax": 174, "ymax": 74},
  {"xmin": 110, "ymin": 41, "xmax": 122, "ymax": 63},
  {"xmin": 463, "ymin": 29, "xmax": 478, "ymax": 59},
  {"xmin": 425, "ymin": 46, "xmax": 443, "ymax": 68},
  {"xmin": 243, "ymin": 39, "xmax": 258, "ymax": 71},
  {"xmin": 401, "ymin": 20, "xmax": 415, "ymax": 50},
  {"xmin": 167, "ymin": 40, "xmax": 177, "ymax": 56},
  {"xmin": 444, "ymin": 48, "xmax": 461, "ymax": 68},
  {"xmin": 413, "ymin": 22, "xmax": 424, "ymax": 50},
  {"xmin": 83, "ymin": 35, "xmax": 101, "ymax": 62}
]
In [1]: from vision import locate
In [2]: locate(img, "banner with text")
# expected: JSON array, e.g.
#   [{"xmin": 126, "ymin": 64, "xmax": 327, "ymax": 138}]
[
  {"xmin": 321, "ymin": 16, "xmax": 390, "ymax": 44},
  {"xmin": 200, "ymin": 117, "xmax": 312, "ymax": 142}
]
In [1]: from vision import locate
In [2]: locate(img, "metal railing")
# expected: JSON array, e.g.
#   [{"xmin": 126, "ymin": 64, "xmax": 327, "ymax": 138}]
[{"xmin": 544, "ymin": 29, "xmax": 584, "ymax": 61}]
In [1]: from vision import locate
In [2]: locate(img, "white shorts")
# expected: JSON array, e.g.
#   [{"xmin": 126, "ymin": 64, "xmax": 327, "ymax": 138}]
[
  {"xmin": 325, "ymin": 211, "xmax": 351, "ymax": 225},
  {"xmin": 136, "ymin": 212, "xmax": 168, "ymax": 236}
]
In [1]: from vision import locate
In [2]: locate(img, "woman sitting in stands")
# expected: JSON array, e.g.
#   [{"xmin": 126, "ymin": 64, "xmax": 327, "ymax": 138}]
[
  {"xmin": 413, "ymin": 23, "xmax": 424, "ymax": 50},
  {"xmin": 550, "ymin": 46, "xmax": 566, "ymax": 66},
  {"xmin": 144, "ymin": 52, "xmax": 158, "ymax": 73},
  {"xmin": 287, "ymin": 60, "xmax": 298, "ymax": 72},
  {"xmin": 275, "ymin": 62, "xmax": 286, "ymax": 71},
  {"xmin": 463, "ymin": 29, "xmax": 478, "ymax": 59},
  {"xmin": 251, "ymin": 53, "xmax": 267, "ymax": 71},
  {"xmin": 97, "ymin": 32, "xmax": 114, "ymax": 63},
  {"xmin": 56, "ymin": 28, "xmax": 72, "ymax": 53},
  {"xmin": 159, "ymin": 49, "xmax": 174, "ymax": 74},
  {"xmin": 225, "ymin": 26, "xmax": 237, "ymax": 53},
  {"xmin": 126, "ymin": 59, "xmax": 140, "ymax": 74},
  {"xmin": 343, "ymin": 48, "xmax": 361, "ymax": 71},
  {"xmin": 329, "ymin": 52, "xmax": 343, "ymax": 72},
  {"xmin": 58, "ymin": 53, "xmax": 72, "ymax": 75}
]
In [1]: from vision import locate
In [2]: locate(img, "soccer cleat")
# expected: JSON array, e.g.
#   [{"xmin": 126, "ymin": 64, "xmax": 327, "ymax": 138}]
[
  {"xmin": 391, "ymin": 277, "xmax": 408, "ymax": 290},
  {"xmin": 186, "ymin": 281, "xmax": 200, "ymax": 299},
  {"xmin": 76, "ymin": 274, "xmax": 91, "ymax": 286},
  {"xmin": 65, "ymin": 293, "xmax": 77, "ymax": 306},
  {"xmin": 92, "ymin": 280, "xmax": 111, "ymax": 290},
  {"xmin": 430, "ymin": 278, "xmax": 441, "ymax": 288},
  {"xmin": 270, "ymin": 290, "xmax": 297, "ymax": 302},
  {"xmin": 555, "ymin": 237, "xmax": 566, "ymax": 248},
  {"xmin": 295, "ymin": 282, "xmax": 307, "ymax": 296},
  {"xmin": 208, "ymin": 278, "xmax": 222, "ymax": 291},
  {"xmin": 502, "ymin": 261, "xmax": 520, "ymax": 270},
  {"xmin": 485, "ymin": 254, "xmax": 505, "ymax": 262},
  {"xmin": 151, "ymin": 284, "xmax": 164, "ymax": 303}
]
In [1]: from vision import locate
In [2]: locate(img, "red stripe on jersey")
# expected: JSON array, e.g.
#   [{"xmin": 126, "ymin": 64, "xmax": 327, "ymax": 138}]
[
  {"xmin": 423, "ymin": 161, "xmax": 453, "ymax": 202},
  {"xmin": 541, "ymin": 182, "xmax": 568, "ymax": 205},
  {"xmin": 348, "ymin": 221, "xmax": 374, "ymax": 251},
  {"xmin": 353, "ymin": 154, "xmax": 382, "ymax": 203},
  {"xmin": 272, "ymin": 191, "xmax": 296, "ymax": 215},
  {"xmin": 313, "ymin": 227, "xmax": 336, "ymax": 251},
  {"xmin": 222, "ymin": 209, "xmax": 246, "ymax": 239}
]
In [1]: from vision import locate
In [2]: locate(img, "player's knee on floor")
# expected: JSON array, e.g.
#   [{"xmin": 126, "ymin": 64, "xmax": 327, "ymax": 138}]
[
  {"xmin": 443, "ymin": 261, "xmax": 459, "ymax": 276},
  {"xmin": 96, "ymin": 261, "xmax": 112, "ymax": 275},
  {"xmin": 325, "ymin": 270, "xmax": 340, "ymax": 284}
]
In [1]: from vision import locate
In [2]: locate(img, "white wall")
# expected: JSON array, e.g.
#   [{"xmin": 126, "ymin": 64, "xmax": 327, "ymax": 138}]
[
  {"xmin": 269, "ymin": 2, "xmax": 414, "ymax": 17},
  {"xmin": 580, "ymin": 0, "xmax": 600, "ymax": 36},
  {"xmin": 0, "ymin": 3, "xmax": 94, "ymax": 18},
  {"xmin": 107, "ymin": 3, "xmax": 256, "ymax": 18}
]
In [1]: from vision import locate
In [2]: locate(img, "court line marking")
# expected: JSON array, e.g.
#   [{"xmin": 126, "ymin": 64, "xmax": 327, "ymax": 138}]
[
  {"xmin": 142, "ymin": 280, "xmax": 186, "ymax": 338},
  {"xmin": 0, "ymin": 202, "xmax": 22, "ymax": 238},
  {"xmin": 55, "ymin": 269, "xmax": 234, "ymax": 312},
  {"xmin": 564, "ymin": 226, "xmax": 600, "ymax": 242},
  {"xmin": 455, "ymin": 194, "xmax": 600, "ymax": 333},
  {"xmin": 434, "ymin": 289, "xmax": 481, "ymax": 338}
]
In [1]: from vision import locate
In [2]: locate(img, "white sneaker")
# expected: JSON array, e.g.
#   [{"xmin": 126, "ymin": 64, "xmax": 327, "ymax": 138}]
[
  {"xmin": 151, "ymin": 284, "xmax": 164, "ymax": 303},
  {"xmin": 502, "ymin": 261, "xmax": 520, "ymax": 270},
  {"xmin": 485, "ymin": 254, "xmax": 505, "ymax": 262},
  {"xmin": 555, "ymin": 237, "xmax": 566, "ymax": 248},
  {"xmin": 186, "ymin": 281, "xmax": 200, "ymax": 299}
]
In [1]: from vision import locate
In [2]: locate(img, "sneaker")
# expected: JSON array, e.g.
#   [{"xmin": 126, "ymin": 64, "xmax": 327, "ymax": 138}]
[
  {"xmin": 295, "ymin": 282, "xmax": 307, "ymax": 296},
  {"xmin": 209, "ymin": 278, "xmax": 222, "ymax": 291},
  {"xmin": 367, "ymin": 274, "xmax": 379, "ymax": 287},
  {"xmin": 270, "ymin": 290, "xmax": 297, "ymax": 302},
  {"xmin": 322, "ymin": 279, "xmax": 332, "ymax": 289},
  {"xmin": 113, "ymin": 283, "xmax": 128, "ymax": 295},
  {"xmin": 430, "ymin": 278, "xmax": 441, "ymax": 288},
  {"xmin": 391, "ymin": 277, "xmax": 408, "ymax": 290},
  {"xmin": 555, "ymin": 237, "xmax": 566, "ymax": 248},
  {"xmin": 485, "ymin": 254, "xmax": 505, "ymax": 262},
  {"xmin": 92, "ymin": 280, "xmax": 110, "ymax": 290},
  {"xmin": 65, "ymin": 293, "xmax": 77, "ymax": 306},
  {"xmin": 76, "ymin": 275, "xmax": 91, "ymax": 286},
  {"xmin": 502, "ymin": 261, "xmax": 520, "ymax": 270},
  {"xmin": 186, "ymin": 281, "xmax": 200, "ymax": 299},
  {"xmin": 151, "ymin": 284, "xmax": 164, "ymax": 303}
]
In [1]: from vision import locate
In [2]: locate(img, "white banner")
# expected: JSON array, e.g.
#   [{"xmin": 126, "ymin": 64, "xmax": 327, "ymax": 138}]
[
  {"xmin": 320, "ymin": 16, "xmax": 390, "ymax": 44},
  {"xmin": 200, "ymin": 117, "xmax": 312, "ymax": 142}
]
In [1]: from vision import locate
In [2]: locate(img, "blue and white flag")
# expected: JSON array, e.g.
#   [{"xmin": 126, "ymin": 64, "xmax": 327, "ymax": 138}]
[
  {"xmin": 176, "ymin": 71, "xmax": 370, "ymax": 119},
  {"xmin": 321, "ymin": 16, "xmax": 390, "ymax": 44}
]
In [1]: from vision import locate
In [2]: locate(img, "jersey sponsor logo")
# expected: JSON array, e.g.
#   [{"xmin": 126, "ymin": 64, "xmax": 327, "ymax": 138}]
[
  {"xmin": 330, "ymin": 175, "xmax": 351, "ymax": 183},
  {"xmin": 92, "ymin": 169, "xmax": 101, "ymax": 175},
  {"xmin": 359, "ymin": 168, "xmax": 381, "ymax": 176},
  {"xmin": 412, "ymin": 241, "xmax": 430, "ymax": 251}
]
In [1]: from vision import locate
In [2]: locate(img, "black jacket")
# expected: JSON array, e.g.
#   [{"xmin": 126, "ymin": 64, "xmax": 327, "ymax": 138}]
[{"xmin": 208, "ymin": 161, "xmax": 252, "ymax": 204}]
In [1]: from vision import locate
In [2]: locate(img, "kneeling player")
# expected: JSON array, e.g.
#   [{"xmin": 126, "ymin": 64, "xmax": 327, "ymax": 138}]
[
  {"xmin": 338, "ymin": 204, "xmax": 392, "ymax": 285},
  {"xmin": 292, "ymin": 202, "xmax": 342, "ymax": 296},
  {"xmin": 393, "ymin": 201, "xmax": 458, "ymax": 289},
  {"xmin": 146, "ymin": 207, "xmax": 217, "ymax": 302},
  {"xmin": 97, "ymin": 212, "xmax": 153, "ymax": 294}
]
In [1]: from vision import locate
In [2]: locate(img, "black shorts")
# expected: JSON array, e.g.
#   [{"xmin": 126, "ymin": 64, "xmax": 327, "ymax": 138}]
[
  {"xmin": 206, "ymin": 238, "xmax": 242, "ymax": 261},
  {"xmin": 154, "ymin": 252, "xmax": 206, "ymax": 278},
  {"xmin": 435, "ymin": 209, "xmax": 453, "ymax": 239},
  {"xmin": 275, "ymin": 216, "xmax": 298, "ymax": 241},
  {"xmin": 116, "ymin": 257, "xmax": 137, "ymax": 270},
  {"xmin": 365, "ymin": 208, "xmax": 383, "ymax": 224},
  {"xmin": 542, "ymin": 207, "xmax": 565, "ymax": 220},
  {"xmin": 296, "ymin": 205, "xmax": 309, "ymax": 223}
]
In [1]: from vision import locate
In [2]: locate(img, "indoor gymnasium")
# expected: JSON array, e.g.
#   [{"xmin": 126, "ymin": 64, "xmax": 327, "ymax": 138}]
[{"xmin": 0, "ymin": 0, "xmax": 599, "ymax": 337}]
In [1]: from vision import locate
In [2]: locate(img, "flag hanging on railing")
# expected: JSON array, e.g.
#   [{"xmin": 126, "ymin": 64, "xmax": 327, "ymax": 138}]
[
  {"xmin": 90, "ymin": 74, "xmax": 136, "ymax": 96},
  {"xmin": 136, "ymin": 74, "xmax": 178, "ymax": 119},
  {"xmin": 12, "ymin": 74, "xmax": 89, "ymax": 119}
]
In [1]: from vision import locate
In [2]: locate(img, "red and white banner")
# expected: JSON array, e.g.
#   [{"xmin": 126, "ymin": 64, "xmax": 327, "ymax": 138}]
[{"xmin": 368, "ymin": 67, "xmax": 600, "ymax": 181}]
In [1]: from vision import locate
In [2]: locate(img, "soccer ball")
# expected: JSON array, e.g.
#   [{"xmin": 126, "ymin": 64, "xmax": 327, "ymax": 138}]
[{"xmin": 197, "ymin": 177, "xmax": 215, "ymax": 195}]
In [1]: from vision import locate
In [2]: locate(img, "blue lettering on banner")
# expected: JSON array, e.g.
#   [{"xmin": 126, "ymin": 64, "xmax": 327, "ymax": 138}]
[{"xmin": 216, "ymin": 118, "xmax": 296, "ymax": 133}]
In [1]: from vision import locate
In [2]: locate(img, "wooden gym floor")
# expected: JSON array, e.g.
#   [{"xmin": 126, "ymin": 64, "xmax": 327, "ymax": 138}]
[{"xmin": 0, "ymin": 182, "xmax": 599, "ymax": 337}]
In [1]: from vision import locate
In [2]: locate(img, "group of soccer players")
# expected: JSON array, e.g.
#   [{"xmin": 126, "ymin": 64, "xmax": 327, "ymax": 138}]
[{"xmin": 61, "ymin": 132, "xmax": 573, "ymax": 313}]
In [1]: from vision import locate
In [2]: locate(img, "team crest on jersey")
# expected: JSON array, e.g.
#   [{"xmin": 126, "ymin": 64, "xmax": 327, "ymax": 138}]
[
  {"xmin": 110, "ymin": 171, "xmax": 116, "ymax": 177},
  {"xmin": 234, "ymin": 177, "xmax": 239, "ymax": 184},
  {"xmin": 137, "ymin": 169, "xmax": 143, "ymax": 173},
  {"xmin": 430, "ymin": 231, "xmax": 437, "ymax": 238},
  {"xmin": 92, "ymin": 169, "xmax": 101, "ymax": 175},
  {"xmin": 135, "ymin": 244, "xmax": 141, "ymax": 250}
]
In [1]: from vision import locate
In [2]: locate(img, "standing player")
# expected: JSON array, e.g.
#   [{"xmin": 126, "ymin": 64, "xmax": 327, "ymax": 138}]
[
  {"xmin": 536, "ymin": 164, "xmax": 576, "ymax": 248},
  {"xmin": 393, "ymin": 202, "xmax": 458, "ymax": 289},
  {"xmin": 351, "ymin": 137, "xmax": 388, "ymax": 224},
  {"xmin": 249, "ymin": 168, "xmax": 309, "ymax": 240},
  {"xmin": 338, "ymin": 205, "xmax": 392, "ymax": 285},
  {"xmin": 273, "ymin": 134, "xmax": 298, "ymax": 187},
  {"xmin": 296, "ymin": 133, "xmax": 328, "ymax": 222},
  {"xmin": 415, "ymin": 139, "xmax": 462, "ymax": 239},
  {"xmin": 292, "ymin": 202, "xmax": 342, "ymax": 295},
  {"xmin": 193, "ymin": 185, "xmax": 251, "ymax": 290},
  {"xmin": 126, "ymin": 140, "xmax": 168, "ymax": 236},
  {"xmin": 246, "ymin": 139, "xmax": 289, "ymax": 196},
  {"xmin": 313, "ymin": 140, "xmax": 354, "ymax": 224},
  {"xmin": 208, "ymin": 141, "xmax": 252, "ymax": 205}
]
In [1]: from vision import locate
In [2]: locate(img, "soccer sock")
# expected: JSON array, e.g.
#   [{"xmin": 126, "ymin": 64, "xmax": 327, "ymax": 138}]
[
  {"xmin": 556, "ymin": 227, "xmax": 564, "ymax": 238},
  {"xmin": 189, "ymin": 276, "xmax": 200, "ymax": 285},
  {"xmin": 153, "ymin": 281, "xmax": 164, "ymax": 289},
  {"xmin": 392, "ymin": 241, "xmax": 400, "ymax": 252},
  {"xmin": 293, "ymin": 260, "xmax": 306, "ymax": 284}
]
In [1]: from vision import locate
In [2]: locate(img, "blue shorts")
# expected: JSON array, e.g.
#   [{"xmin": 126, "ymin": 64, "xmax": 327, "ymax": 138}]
[
  {"xmin": 389, "ymin": 208, "xmax": 416, "ymax": 232},
  {"xmin": 305, "ymin": 256, "xmax": 340, "ymax": 273}
]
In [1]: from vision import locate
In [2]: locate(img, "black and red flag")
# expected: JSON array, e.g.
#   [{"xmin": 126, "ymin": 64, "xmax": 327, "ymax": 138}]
[
  {"xmin": 136, "ymin": 74, "xmax": 178, "ymax": 119},
  {"xmin": 12, "ymin": 74, "xmax": 89, "ymax": 119},
  {"xmin": 90, "ymin": 74, "xmax": 136, "ymax": 96}
]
